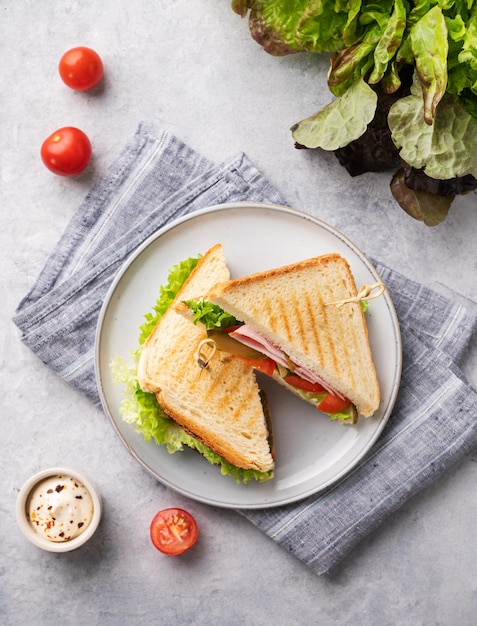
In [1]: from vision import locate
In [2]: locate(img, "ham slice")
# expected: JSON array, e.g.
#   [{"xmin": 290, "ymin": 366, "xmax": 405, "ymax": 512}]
[
  {"xmin": 230, "ymin": 325, "xmax": 290, "ymax": 369},
  {"xmin": 230, "ymin": 325, "xmax": 346, "ymax": 399}
]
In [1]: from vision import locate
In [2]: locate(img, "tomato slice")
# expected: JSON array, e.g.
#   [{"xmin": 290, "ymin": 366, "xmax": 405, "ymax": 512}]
[
  {"xmin": 150, "ymin": 508, "xmax": 198, "ymax": 556},
  {"xmin": 235, "ymin": 355, "xmax": 276, "ymax": 376},
  {"xmin": 223, "ymin": 325, "xmax": 243, "ymax": 333},
  {"xmin": 283, "ymin": 375, "xmax": 326, "ymax": 394},
  {"xmin": 317, "ymin": 394, "xmax": 351, "ymax": 414}
]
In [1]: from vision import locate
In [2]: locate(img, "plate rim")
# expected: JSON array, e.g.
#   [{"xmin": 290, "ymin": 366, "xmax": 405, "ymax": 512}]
[{"xmin": 94, "ymin": 201, "xmax": 402, "ymax": 509}]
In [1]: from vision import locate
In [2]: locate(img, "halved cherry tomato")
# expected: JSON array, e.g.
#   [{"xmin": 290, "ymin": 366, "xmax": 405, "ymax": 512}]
[
  {"xmin": 40, "ymin": 127, "xmax": 92, "ymax": 176},
  {"xmin": 317, "ymin": 394, "xmax": 351, "ymax": 414},
  {"xmin": 59, "ymin": 47, "xmax": 104, "ymax": 91},
  {"xmin": 283, "ymin": 375, "xmax": 326, "ymax": 394},
  {"xmin": 150, "ymin": 508, "xmax": 198, "ymax": 556},
  {"xmin": 235, "ymin": 355, "xmax": 276, "ymax": 376}
]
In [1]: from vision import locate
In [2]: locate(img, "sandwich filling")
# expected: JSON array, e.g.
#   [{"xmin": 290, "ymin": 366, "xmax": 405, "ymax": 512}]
[
  {"xmin": 230, "ymin": 325, "xmax": 347, "ymax": 399},
  {"xmin": 184, "ymin": 300, "xmax": 358, "ymax": 423}
]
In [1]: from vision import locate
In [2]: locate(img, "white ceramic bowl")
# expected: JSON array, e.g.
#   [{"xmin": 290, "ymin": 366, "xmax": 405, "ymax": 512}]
[{"xmin": 16, "ymin": 467, "xmax": 102, "ymax": 552}]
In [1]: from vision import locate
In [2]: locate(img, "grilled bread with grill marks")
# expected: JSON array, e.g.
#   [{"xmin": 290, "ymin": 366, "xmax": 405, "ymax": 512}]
[
  {"xmin": 137, "ymin": 244, "xmax": 274, "ymax": 473},
  {"xmin": 205, "ymin": 253, "xmax": 380, "ymax": 418}
]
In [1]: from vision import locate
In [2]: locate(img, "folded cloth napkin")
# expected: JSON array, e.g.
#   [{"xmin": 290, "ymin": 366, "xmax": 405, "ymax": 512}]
[
  {"xmin": 242, "ymin": 271, "xmax": 477, "ymax": 574},
  {"xmin": 13, "ymin": 122, "xmax": 477, "ymax": 575}
]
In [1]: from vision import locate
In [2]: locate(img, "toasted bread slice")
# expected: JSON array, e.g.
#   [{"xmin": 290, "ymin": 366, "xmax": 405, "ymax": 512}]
[
  {"xmin": 206, "ymin": 253, "xmax": 380, "ymax": 418},
  {"xmin": 137, "ymin": 244, "xmax": 274, "ymax": 473}
]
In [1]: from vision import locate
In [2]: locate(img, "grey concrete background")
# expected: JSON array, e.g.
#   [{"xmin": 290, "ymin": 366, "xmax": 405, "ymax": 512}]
[{"xmin": 2, "ymin": 1, "xmax": 477, "ymax": 624}]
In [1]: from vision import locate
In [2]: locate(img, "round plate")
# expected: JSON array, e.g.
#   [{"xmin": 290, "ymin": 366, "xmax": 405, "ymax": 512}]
[{"xmin": 95, "ymin": 202, "xmax": 402, "ymax": 509}]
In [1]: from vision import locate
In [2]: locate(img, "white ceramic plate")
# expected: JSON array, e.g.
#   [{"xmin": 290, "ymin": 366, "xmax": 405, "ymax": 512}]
[{"xmin": 95, "ymin": 202, "xmax": 402, "ymax": 509}]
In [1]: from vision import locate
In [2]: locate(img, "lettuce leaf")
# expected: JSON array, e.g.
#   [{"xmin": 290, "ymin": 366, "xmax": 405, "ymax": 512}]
[
  {"xmin": 233, "ymin": 0, "xmax": 349, "ymax": 55},
  {"xmin": 183, "ymin": 299, "xmax": 240, "ymax": 330},
  {"xmin": 291, "ymin": 77, "xmax": 378, "ymax": 149},
  {"xmin": 389, "ymin": 75, "xmax": 477, "ymax": 179},
  {"xmin": 410, "ymin": 5, "xmax": 449, "ymax": 124},
  {"xmin": 111, "ymin": 255, "xmax": 272, "ymax": 484},
  {"xmin": 138, "ymin": 256, "xmax": 201, "ymax": 344},
  {"xmin": 390, "ymin": 169, "xmax": 453, "ymax": 226}
]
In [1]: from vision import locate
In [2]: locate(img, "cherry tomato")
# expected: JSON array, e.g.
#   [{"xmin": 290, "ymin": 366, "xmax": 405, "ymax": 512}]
[
  {"xmin": 59, "ymin": 46, "xmax": 104, "ymax": 91},
  {"xmin": 40, "ymin": 127, "xmax": 92, "ymax": 176},
  {"xmin": 235, "ymin": 355, "xmax": 276, "ymax": 376},
  {"xmin": 283, "ymin": 375, "xmax": 326, "ymax": 394},
  {"xmin": 150, "ymin": 508, "xmax": 198, "ymax": 556},
  {"xmin": 317, "ymin": 393, "xmax": 351, "ymax": 414}
]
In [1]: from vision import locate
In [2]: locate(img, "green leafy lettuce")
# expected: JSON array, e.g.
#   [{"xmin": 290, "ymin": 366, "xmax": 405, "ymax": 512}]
[
  {"xmin": 232, "ymin": 0, "xmax": 349, "ymax": 55},
  {"xmin": 234, "ymin": 0, "xmax": 477, "ymax": 225},
  {"xmin": 110, "ymin": 256, "xmax": 272, "ymax": 484},
  {"xmin": 184, "ymin": 299, "xmax": 240, "ymax": 330},
  {"xmin": 291, "ymin": 77, "xmax": 378, "ymax": 150},
  {"xmin": 388, "ymin": 74, "xmax": 477, "ymax": 180}
]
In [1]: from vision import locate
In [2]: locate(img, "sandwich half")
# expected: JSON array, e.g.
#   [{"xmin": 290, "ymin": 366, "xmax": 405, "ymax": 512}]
[
  {"xmin": 136, "ymin": 243, "xmax": 274, "ymax": 476},
  {"xmin": 179, "ymin": 253, "xmax": 380, "ymax": 422}
]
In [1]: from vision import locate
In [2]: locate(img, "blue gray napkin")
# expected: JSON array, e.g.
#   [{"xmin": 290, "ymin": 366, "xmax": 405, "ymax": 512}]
[{"xmin": 13, "ymin": 122, "xmax": 477, "ymax": 575}]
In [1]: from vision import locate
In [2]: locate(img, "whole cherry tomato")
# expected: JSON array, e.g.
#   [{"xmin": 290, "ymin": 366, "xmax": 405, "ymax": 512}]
[
  {"xmin": 150, "ymin": 508, "xmax": 199, "ymax": 556},
  {"xmin": 59, "ymin": 47, "xmax": 104, "ymax": 91},
  {"xmin": 40, "ymin": 127, "xmax": 92, "ymax": 177}
]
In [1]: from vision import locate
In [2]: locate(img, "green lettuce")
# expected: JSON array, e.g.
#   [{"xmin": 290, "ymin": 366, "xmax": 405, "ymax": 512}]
[
  {"xmin": 410, "ymin": 5, "xmax": 449, "ymax": 124},
  {"xmin": 388, "ymin": 75, "xmax": 477, "ymax": 179},
  {"xmin": 291, "ymin": 77, "xmax": 378, "ymax": 150},
  {"xmin": 232, "ymin": 0, "xmax": 348, "ymax": 55},
  {"xmin": 111, "ymin": 255, "xmax": 272, "ymax": 484},
  {"xmin": 184, "ymin": 299, "xmax": 240, "ymax": 330},
  {"xmin": 138, "ymin": 256, "xmax": 201, "ymax": 344},
  {"xmin": 234, "ymin": 0, "xmax": 477, "ymax": 224}
]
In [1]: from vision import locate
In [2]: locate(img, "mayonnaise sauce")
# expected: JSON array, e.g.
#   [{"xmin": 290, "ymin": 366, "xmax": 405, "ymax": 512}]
[{"xmin": 27, "ymin": 474, "xmax": 94, "ymax": 542}]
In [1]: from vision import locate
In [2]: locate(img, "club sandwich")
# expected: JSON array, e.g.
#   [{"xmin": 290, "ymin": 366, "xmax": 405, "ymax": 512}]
[
  {"xmin": 137, "ymin": 243, "xmax": 274, "ymax": 477},
  {"xmin": 178, "ymin": 252, "xmax": 381, "ymax": 423}
]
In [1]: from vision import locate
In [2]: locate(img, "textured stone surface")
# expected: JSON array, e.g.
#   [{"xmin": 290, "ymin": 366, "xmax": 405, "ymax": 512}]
[{"xmin": 2, "ymin": 1, "xmax": 477, "ymax": 624}]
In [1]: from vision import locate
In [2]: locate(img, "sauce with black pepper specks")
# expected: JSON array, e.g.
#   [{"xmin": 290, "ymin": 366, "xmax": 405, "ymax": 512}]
[{"xmin": 27, "ymin": 475, "xmax": 93, "ymax": 542}]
